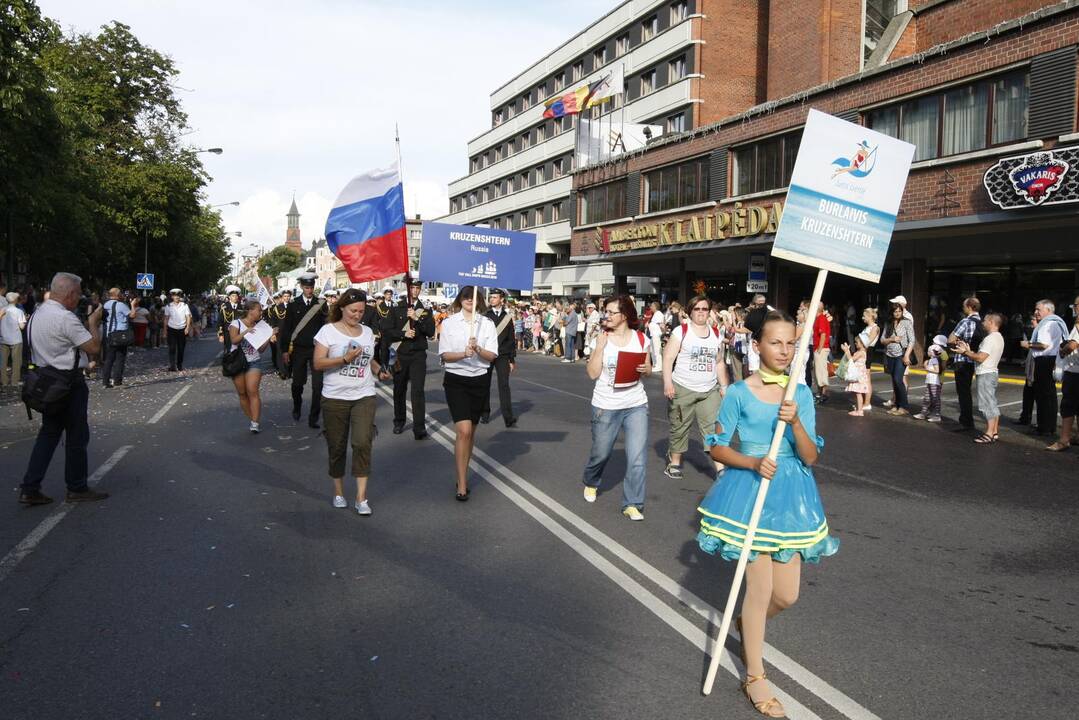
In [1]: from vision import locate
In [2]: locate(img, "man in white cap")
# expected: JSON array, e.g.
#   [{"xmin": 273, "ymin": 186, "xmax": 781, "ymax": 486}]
[
  {"xmin": 218, "ymin": 284, "xmax": 243, "ymax": 355},
  {"xmin": 279, "ymin": 272, "xmax": 326, "ymax": 427},
  {"xmin": 385, "ymin": 277, "xmax": 434, "ymax": 438},
  {"xmin": 164, "ymin": 288, "xmax": 192, "ymax": 371}
]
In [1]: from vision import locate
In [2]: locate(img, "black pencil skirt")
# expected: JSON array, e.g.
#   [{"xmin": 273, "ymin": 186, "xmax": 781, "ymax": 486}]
[{"xmin": 443, "ymin": 371, "xmax": 490, "ymax": 424}]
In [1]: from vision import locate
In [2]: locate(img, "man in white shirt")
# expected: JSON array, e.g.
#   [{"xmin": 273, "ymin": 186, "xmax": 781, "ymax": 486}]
[
  {"xmin": 957, "ymin": 313, "xmax": 1004, "ymax": 444},
  {"xmin": 164, "ymin": 288, "xmax": 192, "ymax": 371},
  {"xmin": 1048, "ymin": 295, "xmax": 1079, "ymax": 451},
  {"xmin": 19, "ymin": 272, "xmax": 109, "ymax": 505},
  {"xmin": 1, "ymin": 291, "xmax": 26, "ymax": 390},
  {"xmin": 1022, "ymin": 299, "xmax": 1068, "ymax": 437}
]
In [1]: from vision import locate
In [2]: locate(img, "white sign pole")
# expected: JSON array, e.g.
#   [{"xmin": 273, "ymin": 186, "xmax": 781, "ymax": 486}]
[{"xmin": 701, "ymin": 268, "xmax": 827, "ymax": 696}]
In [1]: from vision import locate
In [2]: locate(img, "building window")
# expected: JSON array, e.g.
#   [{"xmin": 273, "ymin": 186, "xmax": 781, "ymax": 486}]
[
  {"xmin": 594, "ymin": 47, "xmax": 607, "ymax": 67},
  {"xmin": 481, "ymin": 188, "xmax": 489, "ymax": 203},
  {"xmin": 450, "ymin": 198, "xmax": 458, "ymax": 213},
  {"xmin": 669, "ymin": 55, "xmax": 687, "ymax": 82},
  {"xmin": 535, "ymin": 207, "xmax": 545, "ymax": 225},
  {"xmin": 553, "ymin": 158, "xmax": 564, "ymax": 178},
  {"xmin": 494, "ymin": 109, "xmax": 503, "ymax": 126},
  {"xmin": 642, "ymin": 15, "xmax": 658, "ymax": 41},
  {"xmin": 535, "ymin": 166, "xmax": 546, "ymax": 184},
  {"xmin": 863, "ymin": 0, "xmax": 900, "ymax": 66},
  {"xmin": 468, "ymin": 191, "xmax": 478, "ymax": 208},
  {"xmin": 410, "ymin": 230, "xmax": 422, "ymax": 241},
  {"xmin": 494, "ymin": 146, "xmax": 502, "ymax": 162},
  {"xmin": 732, "ymin": 131, "xmax": 801, "ymax": 196},
  {"xmin": 645, "ymin": 156, "xmax": 710, "ymax": 212},
  {"xmin": 670, "ymin": 0, "xmax": 689, "ymax": 23},
  {"xmin": 470, "ymin": 157, "xmax": 479, "ymax": 173},
  {"xmin": 506, "ymin": 177, "xmax": 515, "ymax": 193},
  {"xmin": 520, "ymin": 211, "xmax": 529, "ymax": 229},
  {"xmin": 521, "ymin": 93, "xmax": 531, "ymax": 110},
  {"xmin": 666, "ymin": 112, "xmax": 686, "ymax": 133},
  {"xmin": 506, "ymin": 103, "xmax": 514, "ymax": 119},
  {"xmin": 867, "ymin": 70, "xmax": 1029, "ymax": 161},
  {"xmin": 580, "ymin": 181, "xmax": 627, "ymax": 224},
  {"xmin": 615, "ymin": 33, "xmax": 629, "ymax": 57},
  {"xmin": 551, "ymin": 201, "xmax": 564, "ymax": 222},
  {"xmin": 520, "ymin": 172, "xmax": 529, "ymax": 189},
  {"xmin": 641, "ymin": 69, "xmax": 657, "ymax": 95},
  {"xmin": 520, "ymin": 132, "xmax": 530, "ymax": 151},
  {"xmin": 537, "ymin": 84, "xmax": 547, "ymax": 101},
  {"xmin": 555, "ymin": 72, "xmax": 565, "ymax": 92},
  {"xmin": 572, "ymin": 61, "xmax": 584, "ymax": 82},
  {"xmin": 536, "ymin": 123, "xmax": 546, "ymax": 142}
]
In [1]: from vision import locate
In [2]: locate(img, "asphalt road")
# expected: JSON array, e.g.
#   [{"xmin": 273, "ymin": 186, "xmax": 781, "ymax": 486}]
[{"xmin": 1, "ymin": 336, "xmax": 1076, "ymax": 720}]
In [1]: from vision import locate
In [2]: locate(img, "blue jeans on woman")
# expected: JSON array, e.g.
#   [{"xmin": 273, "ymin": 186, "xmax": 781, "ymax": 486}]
[
  {"xmin": 583, "ymin": 403, "xmax": 648, "ymax": 509},
  {"xmin": 885, "ymin": 355, "xmax": 909, "ymax": 410}
]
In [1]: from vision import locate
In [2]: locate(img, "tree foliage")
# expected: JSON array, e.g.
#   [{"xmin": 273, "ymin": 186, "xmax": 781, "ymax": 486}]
[
  {"xmin": 0, "ymin": 2, "xmax": 230, "ymax": 292},
  {"xmin": 257, "ymin": 246, "xmax": 302, "ymax": 280}
]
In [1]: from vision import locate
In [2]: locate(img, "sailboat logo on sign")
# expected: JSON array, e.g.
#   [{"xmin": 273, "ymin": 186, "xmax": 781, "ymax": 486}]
[
  {"xmin": 1008, "ymin": 152, "xmax": 1069, "ymax": 205},
  {"xmin": 465, "ymin": 261, "xmax": 498, "ymax": 280}
]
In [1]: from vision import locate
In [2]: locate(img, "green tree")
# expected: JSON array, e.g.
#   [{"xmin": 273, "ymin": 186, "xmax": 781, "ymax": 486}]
[{"xmin": 257, "ymin": 246, "xmax": 302, "ymax": 280}]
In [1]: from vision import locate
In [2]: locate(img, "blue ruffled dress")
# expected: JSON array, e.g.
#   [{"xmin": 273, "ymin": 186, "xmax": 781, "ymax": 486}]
[{"xmin": 697, "ymin": 381, "xmax": 839, "ymax": 563}]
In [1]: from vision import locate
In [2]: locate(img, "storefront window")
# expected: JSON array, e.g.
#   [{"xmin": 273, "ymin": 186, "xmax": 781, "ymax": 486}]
[
  {"xmin": 732, "ymin": 131, "xmax": 800, "ymax": 196},
  {"xmin": 867, "ymin": 70, "xmax": 1029, "ymax": 161},
  {"xmin": 579, "ymin": 181, "xmax": 626, "ymax": 224},
  {"xmin": 992, "ymin": 72, "xmax": 1029, "ymax": 144},
  {"xmin": 644, "ymin": 156, "xmax": 709, "ymax": 212},
  {"xmin": 943, "ymin": 83, "xmax": 989, "ymax": 155}
]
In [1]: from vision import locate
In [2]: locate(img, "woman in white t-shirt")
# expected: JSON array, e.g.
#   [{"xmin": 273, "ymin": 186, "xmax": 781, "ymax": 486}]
[
  {"xmin": 647, "ymin": 301, "xmax": 666, "ymax": 367},
  {"xmin": 228, "ymin": 299, "xmax": 276, "ymax": 434},
  {"xmin": 313, "ymin": 289, "xmax": 390, "ymax": 515},
  {"xmin": 583, "ymin": 295, "xmax": 652, "ymax": 521},
  {"xmin": 662, "ymin": 295, "xmax": 730, "ymax": 480},
  {"xmin": 439, "ymin": 286, "xmax": 499, "ymax": 501}
]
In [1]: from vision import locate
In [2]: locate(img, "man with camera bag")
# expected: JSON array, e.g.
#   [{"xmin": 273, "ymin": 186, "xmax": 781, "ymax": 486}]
[{"xmin": 19, "ymin": 272, "xmax": 109, "ymax": 505}]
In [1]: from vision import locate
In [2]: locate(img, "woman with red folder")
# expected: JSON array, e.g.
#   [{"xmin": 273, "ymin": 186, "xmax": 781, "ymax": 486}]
[{"xmin": 581, "ymin": 295, "xmax": 652, "ymax": 521}]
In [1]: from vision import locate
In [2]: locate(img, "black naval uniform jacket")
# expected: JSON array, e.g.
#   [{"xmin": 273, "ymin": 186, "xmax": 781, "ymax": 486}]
[
  {"xmin": 218, "ymin": 301, "xmax": 241, "ymax": 338},
  {"xmin": 265, "ymin": 301, "xmax": 288, "ymax": 330},
  {"xmin": 384, "ymin": 298, "xmax": 435, "ymax": 354},
  {"xmin": 484, "ymin": 306, "xmax": 517, "ymax": 362},
  {"xmin": 278, "ymin": 293, "xmax": 326, "ymax": 352}
]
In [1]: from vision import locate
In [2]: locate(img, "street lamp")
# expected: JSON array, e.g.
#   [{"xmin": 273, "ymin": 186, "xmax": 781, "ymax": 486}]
[
  {"xmin": 211, "ymin": 201, "xmax": 240, "ymax": 208},
  {"xmin": 195, "ymin": 147, "xmax": 224, "ymax": 155}
]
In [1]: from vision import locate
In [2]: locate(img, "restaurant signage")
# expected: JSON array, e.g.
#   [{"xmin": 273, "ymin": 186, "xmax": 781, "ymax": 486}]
[
  {"xmin": 590, "ymin": 201, "xmax": 783, "ymax": 254},
  {"xmin": 984, "ymin": 147, "xmax": 1079, "ymax": 209}
]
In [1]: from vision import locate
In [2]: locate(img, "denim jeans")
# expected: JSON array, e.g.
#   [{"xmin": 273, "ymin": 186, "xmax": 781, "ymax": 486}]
[
  {"xmin": 582, "ymin": 403, "xmax": 648, "ymax": 509},
  {"xmin": 21, "ymin": 378, "xmax": 91, "ymax": 492},
  {"xmin": 885, "ymin": 355, "xmax": 908, "ymax": 409},
  {"xmin": 564, "ymin": 334, "xmax": 576, "ymax": 361}
]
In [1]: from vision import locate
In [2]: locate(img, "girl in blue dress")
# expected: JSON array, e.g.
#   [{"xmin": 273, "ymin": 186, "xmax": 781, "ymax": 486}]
[{"xmin": 698, "ymin": 310, "xmax": 838, "ymax": 718}]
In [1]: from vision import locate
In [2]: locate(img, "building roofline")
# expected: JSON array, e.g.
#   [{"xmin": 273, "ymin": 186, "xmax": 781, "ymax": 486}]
[
  {"xmin": 574, "ymin": 0, "xmax": 1079, "ymax": 174},
  {"xmin": 488, "ymin": 0, "xmax": 637, "ymax": 99}
]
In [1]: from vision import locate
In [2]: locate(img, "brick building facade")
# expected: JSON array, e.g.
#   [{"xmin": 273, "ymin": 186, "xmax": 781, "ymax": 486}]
[{"xmin": 570, "ymin": 0, "xmax": 1079, "ymax": 350}]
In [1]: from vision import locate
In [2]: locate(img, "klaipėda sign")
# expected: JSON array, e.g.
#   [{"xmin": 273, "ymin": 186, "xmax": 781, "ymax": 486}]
[{"xmin": 589, "ymin": 201, "xmax": 783, "ymax": 254}]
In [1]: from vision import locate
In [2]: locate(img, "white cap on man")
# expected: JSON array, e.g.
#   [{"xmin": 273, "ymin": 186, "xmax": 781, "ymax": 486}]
[
  {"xmin": 225, "ymin": 284, "xmax": 241, "ymax": 295},
  {"xmin": 889, "ymin": 295, "xmax": 908, "ymax": 306},
  {"xmin": 169, "ymin": 288, "xmax": 183, "ymax": 296},
  {"xmin": 322, "ymin": 287, "xmax": 339, "ymax": 298}
]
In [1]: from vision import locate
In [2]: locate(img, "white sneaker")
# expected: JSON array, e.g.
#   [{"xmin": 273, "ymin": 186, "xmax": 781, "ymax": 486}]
[
  {"xmin": 250, "ymin": 421, "xmax": 260, "ymax": 433},
  {"xmin": 355, "ymin": 500, "xmax": 372, "ymax": 516},
  {"xmin": 622, "ymin": 506, "xmax": 644, "ymax": 521},
  {"xmin": 583, "ymin": 486, "xmax": 597, "ymax": 503},
  {"xmin": 332, "ymin": 495, "xmax": 347, "ymax": 508}
]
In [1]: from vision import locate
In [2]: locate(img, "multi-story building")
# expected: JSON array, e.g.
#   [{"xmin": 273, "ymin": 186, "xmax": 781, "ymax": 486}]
[
  {"xmin": 570, "ymin": 0, "xmax": 1079, "ymax": 352},
  {"xmin": 442, "ymin": 0, "xmax": 771, "ymax": 297}
]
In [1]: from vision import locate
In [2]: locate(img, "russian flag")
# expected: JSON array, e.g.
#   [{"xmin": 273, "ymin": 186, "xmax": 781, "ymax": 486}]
[{"xmin": 325, "ymin": 162, "xmax": 408, "ymax": 283}]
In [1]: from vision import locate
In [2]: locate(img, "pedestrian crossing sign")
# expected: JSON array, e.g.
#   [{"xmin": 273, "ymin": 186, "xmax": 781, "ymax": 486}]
[{"xmin": 136, "ymin": 273, "xmax": 155, "ymax": 290}]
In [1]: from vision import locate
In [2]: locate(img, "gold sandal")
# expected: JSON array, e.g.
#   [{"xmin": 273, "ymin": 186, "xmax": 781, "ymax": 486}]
[{"xmin": 743, "ymin": 674, "xmax": 786, "ymax": 718}]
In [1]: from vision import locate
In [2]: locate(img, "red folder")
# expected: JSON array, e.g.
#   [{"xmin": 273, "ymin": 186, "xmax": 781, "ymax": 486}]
[{"xmin": 614, "ymin": 351, "xmax": 648, "ymax": 388}]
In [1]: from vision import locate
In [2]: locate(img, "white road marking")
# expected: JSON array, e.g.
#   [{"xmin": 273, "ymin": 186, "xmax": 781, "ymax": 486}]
[
  {"xmin": 0, "ymin": 445, "xmax": 132, "ymax": 584},
  {"xmin": 148, "ymin": 385, "xmax": 191, "ymax": 424},
  {"xmin": 377, "ymin": 387, "xmax": 879, "ymax": 720}
]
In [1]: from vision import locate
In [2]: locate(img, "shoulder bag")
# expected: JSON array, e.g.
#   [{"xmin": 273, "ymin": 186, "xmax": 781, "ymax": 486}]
[
  {"xmin": 106, "ymin": 301, "xmax": 134, "ymax": 348},
  {"xmin": 21, "ymin": 314, "xmax": 80, "ymax": 415},
  {"xmin": 222, "ymin": 321, "xmax": 250, "ymax": 377}
]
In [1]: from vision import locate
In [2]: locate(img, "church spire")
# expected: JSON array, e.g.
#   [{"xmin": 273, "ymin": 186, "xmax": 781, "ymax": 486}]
[{"xmin": 285, "ymin": 193, "xmax": 302, "ymax": 252}]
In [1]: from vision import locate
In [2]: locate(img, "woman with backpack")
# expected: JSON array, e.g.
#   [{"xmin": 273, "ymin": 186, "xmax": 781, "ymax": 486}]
[
  {"xmin": 582, "ymin": 295, "xmax": 653, "ymax": 521},
  {"xmin": 662, "ymin": 295, "xmax": 730, "ymax": 480}
]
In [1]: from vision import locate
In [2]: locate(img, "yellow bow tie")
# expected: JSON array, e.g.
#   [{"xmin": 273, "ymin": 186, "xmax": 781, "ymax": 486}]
[{"xmin": 759, "ymin": 369, "xmax": 790, "ymax": 388}]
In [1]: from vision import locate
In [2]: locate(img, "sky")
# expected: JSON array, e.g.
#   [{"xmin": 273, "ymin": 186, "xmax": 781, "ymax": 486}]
[{"xmin": 36, "ymin": 0, "xmax": 614, "ymax": 259}]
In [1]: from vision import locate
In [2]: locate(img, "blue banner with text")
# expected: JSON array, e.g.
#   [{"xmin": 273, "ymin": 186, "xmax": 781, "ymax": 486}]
[{"xmin": 419, "ymin": 222, "xmax": 537, "ymax": 291}]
